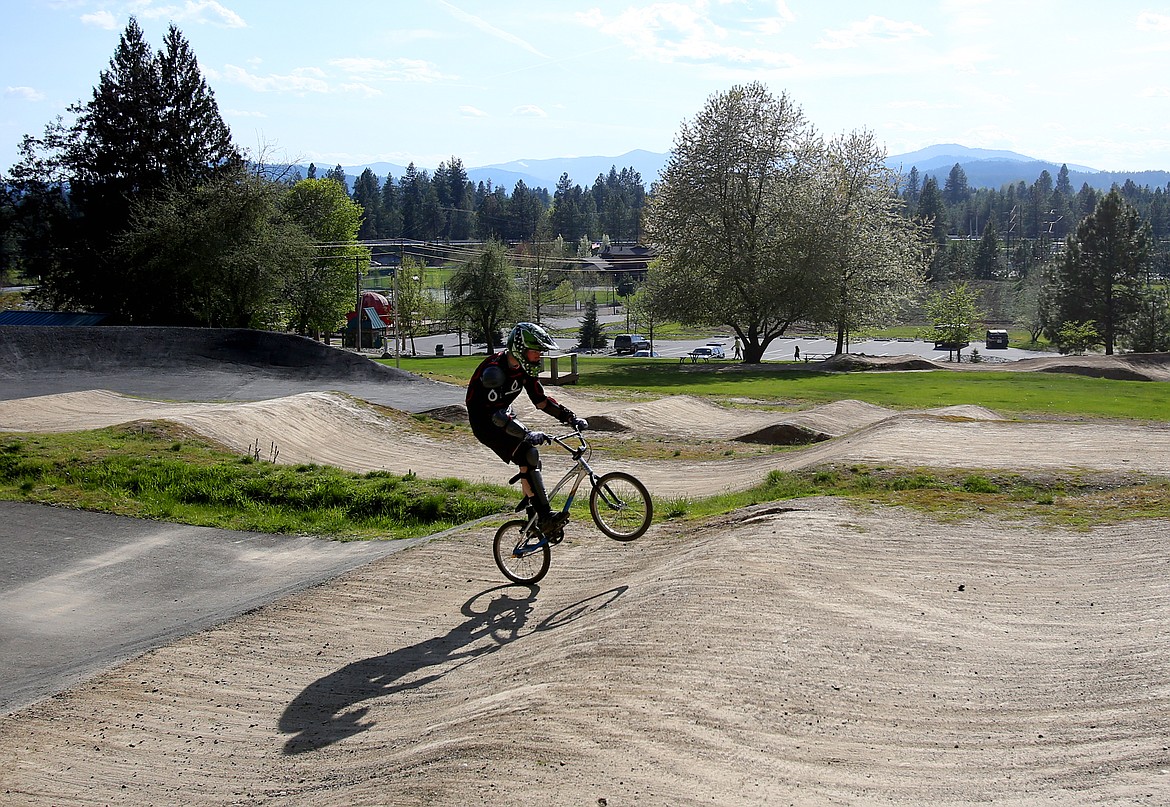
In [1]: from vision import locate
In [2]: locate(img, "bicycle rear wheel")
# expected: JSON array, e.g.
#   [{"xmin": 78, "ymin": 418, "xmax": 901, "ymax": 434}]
[
  {"xmin": 589, "ymin": 472, "xmax": 652, "ymax": 541},
  {"xmin": 493, "ymin": 519, "xmax": 551, "ymax": 584}
]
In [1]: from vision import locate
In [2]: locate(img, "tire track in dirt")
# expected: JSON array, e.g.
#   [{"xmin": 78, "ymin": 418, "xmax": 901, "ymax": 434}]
[{"xmin": 1, "ymin": 501, "xmax": 1167, "ymax": 804}]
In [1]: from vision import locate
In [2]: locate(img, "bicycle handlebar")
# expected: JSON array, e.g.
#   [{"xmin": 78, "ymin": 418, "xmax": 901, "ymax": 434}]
[{"xmin": 549, "ymin": 430, "xmax": 588, "ymax": 458}]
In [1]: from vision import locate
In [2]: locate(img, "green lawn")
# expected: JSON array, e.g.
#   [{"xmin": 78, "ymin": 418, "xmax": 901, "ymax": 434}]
[
  {"xmin": 391, "ymin": 355, "xmax": 1170, "ymax": 422},
  {"xmin": 3, "ymin": 354, "xmax": 1166, "ymax": 539}
]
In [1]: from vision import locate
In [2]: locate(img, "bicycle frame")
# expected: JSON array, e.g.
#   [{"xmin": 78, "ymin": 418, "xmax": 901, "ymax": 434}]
[{"xmin": 543, "ymin": 431, "xmax": 601, "ymax": 517}]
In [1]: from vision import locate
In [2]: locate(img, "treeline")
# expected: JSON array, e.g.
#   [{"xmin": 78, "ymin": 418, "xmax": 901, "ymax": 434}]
[
  {"xmin": 317, "ymin": 160, "xmax": 647, "ymax": 244},
  {"xmin": 0, "ymin": 19, "xmax": 363, "ymax": 331},
  {"xmin": 905, "ymin": 162, "xmax": 1170, "ymax": 282}
]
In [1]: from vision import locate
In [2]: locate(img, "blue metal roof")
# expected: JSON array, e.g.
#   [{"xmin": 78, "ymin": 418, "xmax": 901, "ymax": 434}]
[{"xmin": 0, "ymin": 310, "xmax": 109, "ymax": 326}]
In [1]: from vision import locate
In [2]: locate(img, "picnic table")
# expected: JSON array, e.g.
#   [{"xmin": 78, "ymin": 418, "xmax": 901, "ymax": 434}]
[{"xmin": 801, "ymin": 352, "xmax": 833, "ymax": 362}]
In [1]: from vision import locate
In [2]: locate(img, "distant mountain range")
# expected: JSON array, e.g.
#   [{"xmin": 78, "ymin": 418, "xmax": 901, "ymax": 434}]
[{"xmin": 319, "ymin": 144, "xmax": 1169, "ymax": 194}]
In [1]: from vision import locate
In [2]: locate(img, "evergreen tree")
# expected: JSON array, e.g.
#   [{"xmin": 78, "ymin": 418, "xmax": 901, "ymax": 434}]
[
  {"xmin": 577, "ymin": 297, "xmax": 606, "ymax": 349},
  {"xmin": 1127, "ymin": 287, "xmax": 1170, "ymax": 353},
  {"xmin": 324, "ymin": 164, "xmax": 347, "ymax": 187},
  {"xmin": 915, "ymin": 175, "xmax": 948, "ymax": 279},
  {"xmin": 942, "ymin": 163, "xmax": 970, "ymax": 206},
  {"xmin": 14, "ymin": 17, "xmax": 238, "ymax": 318},
  {"xmin": 974, "ymin": 219, "xmax": 1002, "ymax": 279},
  {"xmin": 1051, "ymin": 189, "xmax": 1151, "ymax": 354},
  {"xmin": 351, "ymin": 168, "xmax": 383, "ymax": 239},
  {"xmin": 380, "ymin": 174, "xmax": 402, "ymax": 237},
  {"xmin": 903, "ymin": 166, "xmax": 921, "ymax": 215}
]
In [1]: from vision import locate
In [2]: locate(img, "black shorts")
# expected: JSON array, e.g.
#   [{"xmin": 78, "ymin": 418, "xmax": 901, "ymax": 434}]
[{"xmin": 472, "ymin": 424, "xmax": 528, "ymax": 465}]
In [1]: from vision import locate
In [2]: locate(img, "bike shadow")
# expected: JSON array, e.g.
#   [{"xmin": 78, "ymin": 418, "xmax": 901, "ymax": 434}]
[{"xmin": 278, "ymin": 583, "xmax": 627, "ymax": 754}]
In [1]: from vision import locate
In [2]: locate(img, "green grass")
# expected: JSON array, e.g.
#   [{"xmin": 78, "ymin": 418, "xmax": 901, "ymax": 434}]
[
  {"xmin": 7, "ymin": 350, "xmax": 1168, "ymax": 542},
  {"xmin": 391, "ymin": 355, "xmax": 1170, "ymax": 421},
  {"xmin": 655, "ymin": 464, "xmax": 1170, "ymax": 529},
  {"xmin": 0, "ymin": 424, "xmax": 515, "ymax": 540}
]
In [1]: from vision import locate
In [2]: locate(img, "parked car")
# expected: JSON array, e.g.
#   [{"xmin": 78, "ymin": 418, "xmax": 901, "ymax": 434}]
[
  {"xmin": 684, "ymin": 346, "xmax": 717, "ymax": 362},
  {"xmin": 704, "ymin": 342, "xmax": 726, "ymax": 358},
  {"xmin": 632, "ymin": 349, "xmax": 661, "ymax": 358},
  {"xmin": 613, "ymin": 334, "xmax": 649, "ymax": 354}
]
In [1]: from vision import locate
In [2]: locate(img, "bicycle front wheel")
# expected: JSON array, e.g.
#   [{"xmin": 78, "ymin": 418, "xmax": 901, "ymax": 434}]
[
  {"xmin": 493, "ymin": 519, "xmax": 551, "ymax": 584},
  {"xmin": 590, "ymin": 472, "xmax": 652, "ymax": 541}
]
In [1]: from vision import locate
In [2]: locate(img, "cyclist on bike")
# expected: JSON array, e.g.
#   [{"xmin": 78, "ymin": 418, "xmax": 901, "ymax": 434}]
[{"xmin": 466, "ymin": 322, "xmax": 588, "ymax": 535}]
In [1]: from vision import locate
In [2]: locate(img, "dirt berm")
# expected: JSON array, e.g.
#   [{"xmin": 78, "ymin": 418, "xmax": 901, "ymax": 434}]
[
  {"xmin": 0, "ymin": 325, "xmax": 461, "ymax": 412},
  {"xmin": 1, "ymin": 331, "xmax": 1169, "ymax": 804}
]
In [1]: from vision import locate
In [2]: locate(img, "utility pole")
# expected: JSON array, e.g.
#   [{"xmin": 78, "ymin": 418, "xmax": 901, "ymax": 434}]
[
  {"xmin": 392, "ymin": 265, "xmax": 400, "ymax": 369},
  {"xmin": 355, "ymin": 257, "xmax": 363, "ymax": 354}
]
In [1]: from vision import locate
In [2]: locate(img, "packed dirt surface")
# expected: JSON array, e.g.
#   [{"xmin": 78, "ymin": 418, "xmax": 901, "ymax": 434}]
[{"xmin": 2, "ymin": 333, "xmax": 1170, "ymax": 805}]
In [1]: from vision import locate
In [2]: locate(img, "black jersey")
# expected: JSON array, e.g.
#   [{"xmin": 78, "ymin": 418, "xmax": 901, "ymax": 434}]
[{"xmin": 465, "ymin": 351, "xmax": 550, "ymax": 432}]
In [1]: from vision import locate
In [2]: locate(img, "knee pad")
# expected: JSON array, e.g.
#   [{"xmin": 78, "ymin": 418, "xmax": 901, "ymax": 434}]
[{"xmin": 519, "ymin": 443, "xmax": 541, "ymax": 470}]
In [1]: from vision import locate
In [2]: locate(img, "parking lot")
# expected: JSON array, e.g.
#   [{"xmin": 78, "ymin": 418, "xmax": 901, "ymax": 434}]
[{"xmin": 387, "ymin": 312, "xmax": 1052, "ymax": 364}]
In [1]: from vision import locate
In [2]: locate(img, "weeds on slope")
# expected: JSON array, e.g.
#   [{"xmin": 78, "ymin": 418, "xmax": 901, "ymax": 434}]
[
  {"xmin": 0, "ymin": 423, "xmax": 514, "ymax": 540},
  {"xmin": 659, "ymin": 464, "xmax": 1170, "ymax": 530}
]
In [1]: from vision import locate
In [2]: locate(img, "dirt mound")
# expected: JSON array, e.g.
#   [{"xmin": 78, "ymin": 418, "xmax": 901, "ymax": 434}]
[
  {"xmin": 820, "ymin": 350, "xmax": 1170, "ymax": 381},
  {"xmin": 9, "ymin": 390, "xmax": 1167, "ymax": 501},
  {"xmin": 1009, "ymin": 352, "xmax": 1170, "ymax": 381},
  {"xmin": 820, "ymin": 353, "xmax": 944, "ymax": 371},
  {"xmin": 2, "ymin": 501, "xmax": 1166, "ymax": 805},
  {"xmin": 0, "ymin": 326, "xmax": 460, "ymax": 412},
  {"xmin": 0, "ymin": 325, "xmax": 396, "ymax": 378}
]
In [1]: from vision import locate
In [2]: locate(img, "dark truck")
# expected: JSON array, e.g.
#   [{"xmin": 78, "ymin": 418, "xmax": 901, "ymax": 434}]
[
  {"xmin": 985, "ymin": 329, "xmax": 1009, "ymax": 349},
  {"xmin": 613, "ymin": 334, "xmax": 649, "ymax": 354}
]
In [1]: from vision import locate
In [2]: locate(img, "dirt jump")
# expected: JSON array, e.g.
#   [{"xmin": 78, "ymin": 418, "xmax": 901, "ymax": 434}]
[{"xmin": 1, "ymin": 328, "xmax": 1168, "ymax": 805}]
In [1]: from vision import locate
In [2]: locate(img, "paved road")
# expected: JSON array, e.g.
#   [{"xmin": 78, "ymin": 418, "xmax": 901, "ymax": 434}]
[
  {"xmin": 0, "ymin": 501, "xmax": 418, "ymax": 715},
  {"xmin": 388, "ymin": 313, "xmax": 1051, "ymax": 364}
]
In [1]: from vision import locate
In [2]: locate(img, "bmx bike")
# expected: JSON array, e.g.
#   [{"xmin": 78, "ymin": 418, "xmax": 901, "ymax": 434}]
[{"xmin": 492, "ymin": 430, "xmax": 652, "ymax": 585}]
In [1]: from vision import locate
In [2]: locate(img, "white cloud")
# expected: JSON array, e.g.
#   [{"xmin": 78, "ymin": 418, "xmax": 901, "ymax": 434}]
[
  {"xmin": 80, "ymin": 10, "xmax": 117, "ymax": 29},
  {"xmin": 513, "ymin": 104, "xmax": 548, "ymax": 118},
  {"xmin": 749, "ymin": 1, "xmax": 796, "ymax": 36},
  {"xmin": 338, "ymin": 83, "xmax": 382, "ymax": 98},
  {"xmin": 815, "ymin": 15, "xmax": 930, "ymax": 50},
  {"xmin": 460, "ymin": 105, "xmax": 489, "ymax": 118},
  {"xmin": 214, "ymin": 64, "xmax": 328, "ymax": 93},
  {"xmin": 1137, "ymin": 11, "xmax": 1170, "ymax": 31},
  {"xmin": 5, "ymin": 86, "xmax": 46, "ymax": 101},
  {"xmin": 132, "ymin": 0, "xmax": 246, "ymax": 29},
  {"xmin": 576, "ymin": 2, "xmax": 797, "ymax": 68},
  {"xmin": 1139, "ymin": 86, "xmax": 1170, "ymax": 98}
]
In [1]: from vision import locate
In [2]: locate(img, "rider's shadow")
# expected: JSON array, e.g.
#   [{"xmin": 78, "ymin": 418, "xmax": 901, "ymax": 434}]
[{"xmin": 279, "ymin": 584, "xmax": 627, "ymax": 754}]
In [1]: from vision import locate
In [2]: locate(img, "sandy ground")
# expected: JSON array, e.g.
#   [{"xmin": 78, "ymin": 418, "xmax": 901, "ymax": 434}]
[{"xmin": 2, "ymin": 346, "xmax": 1170, "ymax": 804}]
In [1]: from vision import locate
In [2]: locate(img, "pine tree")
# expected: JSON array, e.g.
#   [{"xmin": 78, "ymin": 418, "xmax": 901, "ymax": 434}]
[
  {"xmin": 351, "ymin": 168, "xmax": 383, "ymax": 239},
  {"xmin": 1052, "ymin": 189, "xmax": 1151, "ymax": 354},
  {"xmin": 17, "ymin": 17, "xmax": 238, "ymax": 318},
  {"xmin": 578, "ymin": 297, "xmax": 606, "ymax": 349}
]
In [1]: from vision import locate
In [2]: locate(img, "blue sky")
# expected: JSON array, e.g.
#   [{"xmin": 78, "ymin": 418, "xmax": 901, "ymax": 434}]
[{"xmin": 3, "ymin": 1, "xmax": 1170, "ymax": 175}]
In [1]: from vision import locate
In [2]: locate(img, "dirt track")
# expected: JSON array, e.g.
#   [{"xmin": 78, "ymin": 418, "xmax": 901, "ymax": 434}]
[{"xmin": 2, "ymin": 344, "xmax": 1170, "ymax": 804}]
